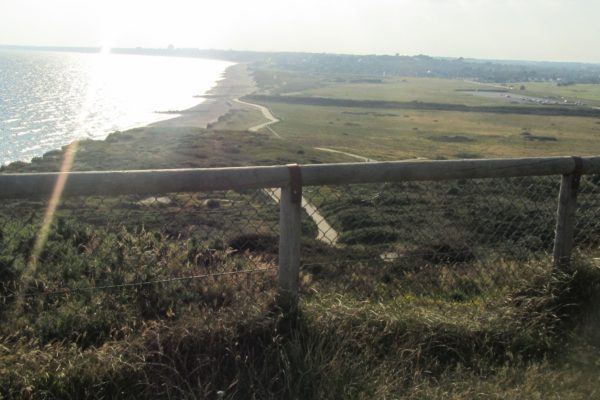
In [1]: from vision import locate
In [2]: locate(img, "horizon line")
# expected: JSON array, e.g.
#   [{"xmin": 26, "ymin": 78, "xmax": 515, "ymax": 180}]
[{"xmin": 2, "ymin": 44, "xmax": 600, "ymax": 67}]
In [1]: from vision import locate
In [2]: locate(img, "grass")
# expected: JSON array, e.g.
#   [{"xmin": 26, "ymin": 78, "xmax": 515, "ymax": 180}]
[
  {"xmin": 242, "ymin": 68, "xmax": 600, "ymax": 161},
  {"xmin": 0, "ymin": 126, "xmax": 348, "ymax": 173},
  {"xmin": 277, "ymin": 75, "xmax": 515, "ymax": 106},
  {"xmin": 210, "ymin": 103, "xmax": 269, "ymax": 131},
  {"xmin": 2, "ymin": 64, "xmax": 600, "ymax": 398},
  {"xmin": 251, "ymin": 67, "xmax": 330, "ymax": 95},
  {"xmin": 253, "ymin": 68, "xmax": 600, "ymax": 109},
  {"xmin": 246, "ymin": 100, "xmax": 600, "ymax": 160},
  {"xmin": 514, "ymin": 81, "xmax": 600, "ymax": 107},
  {"xmin": 1, "ymin": 213, "xmax": 600, "ymax": 398}
]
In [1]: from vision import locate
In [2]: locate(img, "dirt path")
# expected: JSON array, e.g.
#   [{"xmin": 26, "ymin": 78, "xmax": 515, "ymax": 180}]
[
  {"xmin": 314, "ymin": 147, "xmax": 377, "ymax": 162},
  {"xmin": 233, "ymin": 98, "xmax": 281, "ymax": 137},
  {"xmin": 264, "ymin": 189, "xmax": 339, "ymax": 245},
  {"xmin": 234, "ymin": 98, "xmax": 433, "ymax": 253},
  {"xmin": 236, "ymin": 98, "xmax": 338, "ymax": 244},
  {"xmin": 234, "ymin": 98, "xmax": 377, "ymax": 163}
]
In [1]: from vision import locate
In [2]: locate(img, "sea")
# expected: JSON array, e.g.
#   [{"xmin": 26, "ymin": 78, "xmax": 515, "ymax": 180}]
[{"xmin": 0, "ymin": 49, "xmax": 233, "ymax": 165}]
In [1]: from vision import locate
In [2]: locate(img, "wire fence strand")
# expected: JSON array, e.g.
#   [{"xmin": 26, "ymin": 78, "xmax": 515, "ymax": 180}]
[
  {"xmin": 1, "ymin": 167, "xmax": 600, "ymax": 339},
  {"xmin": 1, "ymin": 267, "xmax": 277, "ymax": 301}
]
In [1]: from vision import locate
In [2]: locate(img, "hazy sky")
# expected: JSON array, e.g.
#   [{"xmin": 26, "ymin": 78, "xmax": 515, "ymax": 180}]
[{"xmin": 2, "ymin": 0, "xmax": 599, "ymax": 63}]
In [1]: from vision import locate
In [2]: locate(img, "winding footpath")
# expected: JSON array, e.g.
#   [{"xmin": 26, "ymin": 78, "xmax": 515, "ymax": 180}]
[
  {"xmin": 236, "ymin": 98, "xmax": 339, "ymax": 245},
  {"xmin": 235, "ymin": 98, "xmax": 426, "ymax": 246},
  {"xmin": 233, "ymin": 97, "xmax": 429, "ymax": 261},
  {"xmin": 263, "ymin": 188, "xmax": 339, "ymax": 245},
  {"xmin": 235, "ymin": 98, "xmax": 376, "ymax": 162},
  {"xmin": 313, "ymin": 147, "xmax": 377, "ymax": 163},
  {"xmin": 233, "ymin": 98, "xmax": 282, "ymax": 137}
]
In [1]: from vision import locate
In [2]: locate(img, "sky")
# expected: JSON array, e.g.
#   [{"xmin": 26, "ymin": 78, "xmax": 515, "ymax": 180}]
[{"xmin": 1, "ymin": 0, "xmax": 599, "ymax": 63}]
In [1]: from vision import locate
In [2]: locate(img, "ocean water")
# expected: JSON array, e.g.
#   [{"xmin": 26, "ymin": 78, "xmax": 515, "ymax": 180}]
[{"xmin": 0, "ymin": 50, "xmax": 233, "ymax": 165}]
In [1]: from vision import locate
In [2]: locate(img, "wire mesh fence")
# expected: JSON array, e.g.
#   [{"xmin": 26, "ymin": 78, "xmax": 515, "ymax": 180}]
[
  {"xmin": 3, "ymin": 158, "xmax": 600, "ymax": 400},
  {"xmin": 0, "ymin": 188, "xmax": 281, "ymax": 344},
  {"xmin": 299, "ymin": 174, "xmax": 600, "ymax": 298},
  {"xmin": 302, "ymin": 176, "xmax": 561, "ymax": 259},
  {"xmin": 574, "ymin": 174, "xmax": 600, "ymax": 252},
  {"xmin": 2, "ymin": 162, "xmax": 600, "ymax": 319}
]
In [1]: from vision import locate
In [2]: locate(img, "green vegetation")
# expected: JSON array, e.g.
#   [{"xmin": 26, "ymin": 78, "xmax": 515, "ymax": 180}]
[
  {"xmin": 3, "ymin": 62, "xmax": 600, "ymax": 398},
  {"xmin": 0, "ymin": 126, "xmax": 347, "ymax": 173},
  {"xmin": 277, "ymin": 75, "xmax": 600, "ymax": 109},
  {"xmin": 210, "ymin": 105, "xmax": 268, "ymax": 131},
  {"xmin": 308, "ymin": 179, "xmax": 558, "ymax": 250},
  {"xmin": 515, "ymin": 81, "xmax": 600, "ymax": 108},
  {"xmin": 241, "ymin": 100, "xmax": 600, "ymax": 160},
  {"xmin": 260, "ymin": 74, "xmax": 515, "ymax": 106},
  {"xmin": 2, "ymin": 214, "xmax": 600, "ymax": 398},
  {"xmin": 242, "ymin": 66, "xmax": 600, "ymax": 162},
  {"xmin": 248, "ymin": 94, "xmax": 600, "ymax": 118}
]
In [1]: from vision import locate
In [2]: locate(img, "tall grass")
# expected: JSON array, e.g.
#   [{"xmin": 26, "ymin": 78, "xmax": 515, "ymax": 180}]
[{"xmin": 1, "ymin": 216, "xmax": 600, "ymax": 398}]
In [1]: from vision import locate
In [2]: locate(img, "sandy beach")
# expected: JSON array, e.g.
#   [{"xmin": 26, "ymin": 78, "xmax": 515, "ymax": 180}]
[
  {"xmin": 0, "ymin": 61, "xmax": 260, "ymax": 172},
  {"xmin": 152, "ymin": 62, "xmax": 257, "ymax": 129}
]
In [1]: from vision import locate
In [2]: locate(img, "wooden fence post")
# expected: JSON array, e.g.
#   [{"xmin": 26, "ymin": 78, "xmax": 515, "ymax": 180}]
[
  {"xmin": 277, "ymin": 164, "xmax": 302, "ymax": 312},
  {"xmin": 553, "ymin": 157, "xmax": 583, "ymax": 271}
]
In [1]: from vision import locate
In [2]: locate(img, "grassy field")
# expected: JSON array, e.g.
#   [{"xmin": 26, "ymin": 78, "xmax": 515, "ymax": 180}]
[
  {"xmin": 2, "ymin": 215, "xmax": 600, "ymax": 398},
  {"xmin": 253, "ymin": 67, "xmax": 600, "ymax": 108},
  {"xmin": 2, "ymin": 66, "xmax": 600, "ymax": 398},
  {"xmin": 250, "ymin": 101, "xmax": 600, "ymax": 160},
  {"xmin": 2, "ymin": 211, "xmax": 600, "ymax": 398},
  {"xmin": 210, "ymin": 102, "xmax": 270, "ymax": 131},
  {"xmin": 300, "ymin": 78, "xmax": 600, "ymax": 108},
  {"xmin": 246, "ymin": 67, "xmax": 600, "ymax": 160},
  {"xmin": 0, "ymin": 125, "xmax": 347, "ymax": 173},
  {"xmin": 276, "ymin": 76, "xmax": 511, "ymax": 106},
  {"xmin": 515, "ymin": 82, "xmax": 600, "ymax": 107}
]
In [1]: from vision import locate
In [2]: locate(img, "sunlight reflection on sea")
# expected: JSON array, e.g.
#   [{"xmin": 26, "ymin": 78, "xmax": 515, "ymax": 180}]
[{"xmin": 0, "ymin": 50, "xmax": 232, "ymax": 165}]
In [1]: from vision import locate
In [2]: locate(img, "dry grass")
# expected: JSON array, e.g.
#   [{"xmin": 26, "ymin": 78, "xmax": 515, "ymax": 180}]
[
  {"xmin": 2, "ymin": 66, "xmax": 600, "ymax": 399},
  {"xmin": 1, "ymin": 213, "xmax": 599, "ymax": 398}
]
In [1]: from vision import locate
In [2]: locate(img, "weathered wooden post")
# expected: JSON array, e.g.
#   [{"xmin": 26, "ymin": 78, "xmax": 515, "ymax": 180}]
[
  {"xmin": 277, "ymin": 164, "xmax": 303, "ymax": 312},
  {"xmin": 553, "ymin": 157, "xmax": 583, "ymax": 271}
]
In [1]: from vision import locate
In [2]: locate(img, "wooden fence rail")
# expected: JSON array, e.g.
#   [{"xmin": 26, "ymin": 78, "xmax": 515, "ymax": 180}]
[{"xmin": 2, "ymin": 155, "xmax": 600, "ymax": 310}]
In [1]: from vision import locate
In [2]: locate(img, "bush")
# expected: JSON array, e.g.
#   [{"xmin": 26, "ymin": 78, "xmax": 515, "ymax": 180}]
[
  {"xmin": 228, "ymin": 233, "xmax": 278, "ymax": 253},
  {"xmin": 339, "ymin": 226, "xmax": 399, "ymax": 245}
]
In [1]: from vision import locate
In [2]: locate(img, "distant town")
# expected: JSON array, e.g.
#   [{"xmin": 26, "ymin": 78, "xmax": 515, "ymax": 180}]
[{"xmin": 3, "ymin": 44, "xmax": 600, "ymax": 84}]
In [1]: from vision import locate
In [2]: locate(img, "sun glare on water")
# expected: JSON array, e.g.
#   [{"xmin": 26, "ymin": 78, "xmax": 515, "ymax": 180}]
[
  {"xmin": 21, "ymin": 45, "xmax": 115, "ymax": 303},
  {"xmin": 16, "ymin": 45, "xmax": 231, "ymax": 303}
]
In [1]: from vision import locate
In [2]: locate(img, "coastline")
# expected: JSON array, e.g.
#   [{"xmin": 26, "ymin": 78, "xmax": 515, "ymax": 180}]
[
  {"xmin": 152, "ymin": 62, "xmax": 257, "ymax": 129},
  {"xmin": 0, "ymin": 62, "xmax": 257, "ymax": 172}
]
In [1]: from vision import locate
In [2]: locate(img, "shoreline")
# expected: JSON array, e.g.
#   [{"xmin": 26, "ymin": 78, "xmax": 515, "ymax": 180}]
[
  {"xmin": 151, "ymin": 63, "xmax": 256, "ymax": 130},
  {"xmin": 1, "ymin": 62, "xmax": 257, "ymax": 171}
]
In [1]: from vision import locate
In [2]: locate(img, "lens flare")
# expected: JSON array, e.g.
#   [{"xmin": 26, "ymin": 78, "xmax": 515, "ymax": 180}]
[
  {"xmin": 17, "ymin": 47, "xmax": 113, "ymax": 305},
  {"xmin": 28, "ymin": 141, "xmax": 79, "ymax": 267}
]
